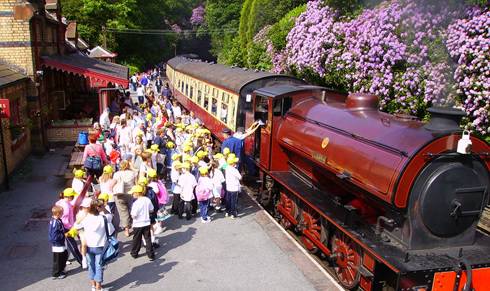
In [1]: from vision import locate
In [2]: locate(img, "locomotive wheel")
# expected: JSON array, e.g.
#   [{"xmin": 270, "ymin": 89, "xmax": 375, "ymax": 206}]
[
  {"xmin": 277, "ymin": 192, "xmax": 298, "ymax": 230},
  {"xmin": 301, "ymin": 209, "xmax": 321, "ymax": 254},
  {"xmin": 330, "ymin": 232, "xmax": 362, "ymax": 289}
]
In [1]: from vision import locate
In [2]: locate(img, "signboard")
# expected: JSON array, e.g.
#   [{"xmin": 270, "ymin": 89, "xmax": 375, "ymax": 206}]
[{"xmin": 0, "ymin": 99, "xmax": 10, "ymax": 118}]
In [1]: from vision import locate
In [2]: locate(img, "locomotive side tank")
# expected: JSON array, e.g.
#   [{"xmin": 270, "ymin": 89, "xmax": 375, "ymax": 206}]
[{"xmin": 276, "ymin": 93, "xmax": 490, "ymax": 250}]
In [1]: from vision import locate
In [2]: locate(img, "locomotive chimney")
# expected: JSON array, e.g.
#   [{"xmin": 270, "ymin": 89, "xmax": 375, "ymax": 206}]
[{"xmin": 424, "ymin": 106, "xmax": 466, "ymax": 134}]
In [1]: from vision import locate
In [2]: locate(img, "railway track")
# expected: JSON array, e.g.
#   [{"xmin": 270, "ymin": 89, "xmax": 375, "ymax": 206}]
[{"xmin": 244, "ymin": 185, "xmax": 345, "ymax": 291}]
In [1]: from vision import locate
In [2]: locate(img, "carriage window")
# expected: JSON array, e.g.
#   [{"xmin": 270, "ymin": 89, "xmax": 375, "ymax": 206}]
[
  {"xmin": 273, "ymin": 99, "xmax": 282, "ymax": 116},
  {"xmin": 221, "ymin": 103, "xmax": 228, "ymax": 123},
  {"xmin": 229, "ymin": 100, "xmax": 236, "ymax": 126},
  {"xmin": 204, "ymin": 94, "xmax": 209, "ymax": 110},
  {"xmin": 190, "ymin": 86, "xmax": 193, "ymax": 99},
  {"xmin": 211, "ymin": 98, "xmax": 218, "ymax": 115},
  {"xmin": 185, "ymin": 84, "xmax": 188, "ymax": 96},
  {"xmin": 197, "ymin": 90, "xmax": 202, "ymax": 103}
]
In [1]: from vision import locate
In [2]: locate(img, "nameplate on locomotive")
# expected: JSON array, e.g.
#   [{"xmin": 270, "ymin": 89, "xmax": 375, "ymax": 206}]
[{"xmin": 312, "ymin": 152, "xmax": 327, "ymax": 163}]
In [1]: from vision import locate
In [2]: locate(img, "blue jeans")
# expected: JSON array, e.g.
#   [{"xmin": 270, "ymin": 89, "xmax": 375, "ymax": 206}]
[
  {"xmin": 138, "ymin": 95, "xmax": 144, "ymax": 105},
  {"xmin": 199, "ymin": 199, "xmax": 209, "ymax": 220},
  {"xmin": 86, "ymin": 247, "xmax": 104, "ymax": 283},
  {"xmin": 227, "ymin": 191, "xmax": 239, "ymax": 217}
]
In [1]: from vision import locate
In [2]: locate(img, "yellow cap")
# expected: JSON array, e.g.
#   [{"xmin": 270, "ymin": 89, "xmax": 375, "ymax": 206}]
[
  {"xmin": 166, "ymin": 141, "xmax": 175, "ymax": 149},
  {"xmin": 182, "ymin": 153, "xmax": 191, "ymax": 162},
  {"xmin": 66, "ymin": 227, "xmax": 78, "ymax": 238},
  {"xmin": 181, "ymin": 162, "xmax": 191, "ymax": 169},
  {"xmin": 173, "ymin": 161, "xmax": 182, "ymax": 169},
  {"xmin": 63, "ymin": 188, "xmax": 76, "ymax": 197},
  {"xmin": 198, "ymin": 166, "xmax": 209, "ymax": 175},
  {"xmin": 223, "ymin": 147, "xmax": 230, "ymax": 155},
  {"xmin": 103, "ymin": 165, "xmax": 113, "ymax": 174},
  {"xmin": 129, "ymin": 185, "xmax": 144, "ymax": 194},
  {"xmin": 148, "ymin": 169, "xmax": 157, "ymax": 178},
  {"xmin": 202, "ymin": 129, "xmax": 211, "ymax": 135},
  {"xmin": 183, "ymin": 145, "xmax": 192, "ymax": 153},
  {"xmin": 146, "ymin": 113, "xmax": 153, "ymax": 121},
  {"xmin": 151, "ymin": 144, "xmax": 159, "ymax": 151},
  {"xmin": 196, "ymin": 150, "xmax": 206, "ymax": 159},
  {"xmin": 74, "ymin": 169, "xmax": 85, "ymax": 178},
  {"xmin": 138, "ymin": 176, "xmax": 148, "ymax": 185},
  {"xmin": 176, "ymin": 123, "xmax": 185, "ymax": 129},
  {"xmin": 227, "ymin": 156, "xmax": 239, "ymax": 165},
  {"xmin": 171, "ymin": 153, "xmax": 182, "ymax": 161},
  {"xmin": 213, "ymin": 153, "xmax": 224, "ymax": 160},
  {"xmin": 136, "ymin": 130, "xmax": 144, "ymax": 137},
  {"xmin": 190, "ymin": 156, "xmax": 199, "ymax": 164},
  {"xmin": 228, "ymin": 153, "xmax": 236, "ymax": 159},
  {"xmin": 98, "ymin": 193, "xmax": 109, "ymax": 202}
]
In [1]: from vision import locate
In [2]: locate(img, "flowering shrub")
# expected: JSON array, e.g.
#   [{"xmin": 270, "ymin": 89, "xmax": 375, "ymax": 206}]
[
  {"xmin": 272, "ymin": 0, "xmax": 489, "ymax": 136},
  {"xmin": 190, "ymin": 5, "xmax": 205, "ymax": 26},
  {"xmin": 446, "ymin": 8, "xmax": 490, "ymax": 135}
]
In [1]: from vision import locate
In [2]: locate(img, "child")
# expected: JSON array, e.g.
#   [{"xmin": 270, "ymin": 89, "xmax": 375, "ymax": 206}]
[
  {"xmin": 49, "ymin": 205, "xmax": 68, "ymax": 279},
  {"xmin": 196, "ymin": 166, "xmax": 213, "ymax": 223},
  {"xmin": 177, "ymin": 162, "xmax": 197, "ymax": 220},
  {"xmin": 129, "ymin": 185, "xmax": 155, "ymax": 261},
  {"xmin": 55, "ymin": 188, "xmax": 83, "ymax": 265},
  {"xmin": 72, "ymin": 169, "xmax": 85, "ymax": 196},
  {"xmin": 210, "ymin": 160, "xmax": 225, "ymax": 211},
  {"xmin": 225, "ymin": 156, "xmax": 242, "ymax": 219},
  {"xmin": 170, "ymin": 160, "xmax": 182, "ymax": 215}
]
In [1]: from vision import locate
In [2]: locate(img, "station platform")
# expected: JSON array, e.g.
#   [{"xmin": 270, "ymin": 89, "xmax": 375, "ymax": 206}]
[{"xmin": 0, "ymin": 148, "xmax": 341, "ymax": 290}]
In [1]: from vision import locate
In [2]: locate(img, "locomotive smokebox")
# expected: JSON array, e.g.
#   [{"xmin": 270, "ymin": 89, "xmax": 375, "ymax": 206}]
[{"xmin": 424, "ymin": 106, "xmax": 466, "ymax": 134}]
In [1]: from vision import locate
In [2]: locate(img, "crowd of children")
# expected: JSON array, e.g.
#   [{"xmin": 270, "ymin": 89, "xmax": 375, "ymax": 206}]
[{"xmin": 48, "ymin": 74, "xmax": 251, "ymax": 291}]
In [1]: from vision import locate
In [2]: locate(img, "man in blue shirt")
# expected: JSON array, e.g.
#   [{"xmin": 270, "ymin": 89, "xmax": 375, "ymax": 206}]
[{"xmin": 221, "ymin": 128, "xmax": 243, "ymax": 169}]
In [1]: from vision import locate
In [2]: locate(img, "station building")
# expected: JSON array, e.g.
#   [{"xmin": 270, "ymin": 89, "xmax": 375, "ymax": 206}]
[{"xmin": 0, "ymin": 0, "xmax": 128, "ymax": 186}]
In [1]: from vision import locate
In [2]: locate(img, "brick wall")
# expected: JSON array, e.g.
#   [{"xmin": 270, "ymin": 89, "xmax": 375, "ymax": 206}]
[
  {"xmin": 0, "ymin": 81, "xmax": 32, "ymax": 184},
  {"xmin": 0, "ymin": 1, "xmax": 35, "ymax": 76}
]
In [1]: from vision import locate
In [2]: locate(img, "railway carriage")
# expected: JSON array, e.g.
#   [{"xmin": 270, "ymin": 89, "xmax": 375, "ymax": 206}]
[{"xmin": 166, "ymin": 57, "xmax": 490, "ymax": 291}]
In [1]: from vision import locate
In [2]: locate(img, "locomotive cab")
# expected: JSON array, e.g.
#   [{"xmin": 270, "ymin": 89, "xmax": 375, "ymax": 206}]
[{"xmin": 251, "ymin": 86, "xmax": 327, "ymax": 172}]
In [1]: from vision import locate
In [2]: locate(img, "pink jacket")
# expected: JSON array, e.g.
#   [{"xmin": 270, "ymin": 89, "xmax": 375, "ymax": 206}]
[{"xmin": 83, "ymin": 143, "xmax": 108, "ymax": 164}]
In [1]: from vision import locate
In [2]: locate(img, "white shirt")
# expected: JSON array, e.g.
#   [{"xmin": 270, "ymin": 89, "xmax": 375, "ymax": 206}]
[
  {"xmin": 136, "ymin": 87, "xmax": 145, "ymax": 96},
  {"xmin": 178, "ymin": 172, "xmax": 197, "ymax": 201},
  {"xmin": 212, "ymin": 169, "xmax": 225, "ymax": 196},
  {"xmin": 100, "ymin": 179, "xmax": 115, "ymax": 202},
  {"xmin": 81, "ymin": 214, "xmax": 107, "ymax": 248},
  {"xmin": 131, "ymin": 196, "xmax": 154, "ymax": 227},
  {"xmin": 118, "ymin": 126, "xmax": 133, "ymax": 146},
  {"xmin": 99, "ymin": 112, "xmax": 110, "ymax": 130},
  {"xmin": 131, "ymin": 75, "xmax": 137, "ymax": 83},
  {"xmin": 172, "ymin": 105, "xmax": 182, "ymax": 118},
  {"xmin": 102, "ymin": 205, "xmax": 115, "ymax": 235},
  {"xmin": 197, "ymin": 176, "xmax": 214, "ymax": 200},
  {"xmin": 171, "ymin": 168, "xmax": 181, "ymax": 194},
  {"xmin": 225, "ymin": 165, "xmax": 242, "ymax": 192},
  {"xmin": 72, "ymin": 178, "xmax": 84, "ymax": 195},
  {"xmin": 148, "ymin": 181, "xmax": 159, "ymax": 194}
]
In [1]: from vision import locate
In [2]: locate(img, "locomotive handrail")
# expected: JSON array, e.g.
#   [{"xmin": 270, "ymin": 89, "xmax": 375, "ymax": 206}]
[{"xmin": 287, "ymin": 112, "xmax": 409, "ymax": 157}]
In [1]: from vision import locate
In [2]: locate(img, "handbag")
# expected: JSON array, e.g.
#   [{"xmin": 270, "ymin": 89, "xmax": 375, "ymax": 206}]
[
  {"xmin": 100, "ymin": 216, "xmax": 119, "ymax": 266},
  {"xmin": 84, "ymin": 145, "xmax": 103, "ymax": 171}
]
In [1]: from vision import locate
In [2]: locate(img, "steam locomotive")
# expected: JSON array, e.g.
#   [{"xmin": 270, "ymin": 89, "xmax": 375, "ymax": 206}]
[{"xmin": 166, "ymin": 57, "xmax": 490, "ymax": 291}]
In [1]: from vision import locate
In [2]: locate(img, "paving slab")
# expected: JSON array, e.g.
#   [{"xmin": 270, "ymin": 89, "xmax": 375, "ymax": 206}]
[{"xmin": 0, "ymin": 149, "xmax": 341, "ymax": 291}]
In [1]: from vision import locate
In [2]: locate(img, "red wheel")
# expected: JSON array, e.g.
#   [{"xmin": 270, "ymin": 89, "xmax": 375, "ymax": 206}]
[
  {"xmin": 277, "ymin": 192, "xmax": 298, "ymax": 229},
  {"xmin": 301, "ymin": 209, "xmax": 321, "ymax": 253},
  {"xmin": 330, "ymin": 232, "xmax": 362, "ymax": 289}
]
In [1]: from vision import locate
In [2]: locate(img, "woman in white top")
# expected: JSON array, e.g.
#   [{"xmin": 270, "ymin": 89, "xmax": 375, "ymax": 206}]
[
  {"xmin": 81, "ymin": 200, "xmax": 107, "ymax": 291},
  {"xmin": 99, "ymin": 165, "xmax": 116, "ymax": 214},
  {"xmin": 117, "ymin": 119, "xmax": 133, "ymax": 158},
  {"xmin": 171, "ymin": 100, "xmax": 182, "ymax": 118},
  {"xmin": 113, "ymin": 160, "xmax": 136, "ymax": 237}
]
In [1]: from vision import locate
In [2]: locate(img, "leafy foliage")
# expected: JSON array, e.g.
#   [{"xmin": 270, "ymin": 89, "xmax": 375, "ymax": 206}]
[
  {"xmin": 62, "ymin": 0, "xmax": 198, "ymax": 68},
  {"xmin": 268, "ymin": 4, "xmax": 306, "ymax": 51}
]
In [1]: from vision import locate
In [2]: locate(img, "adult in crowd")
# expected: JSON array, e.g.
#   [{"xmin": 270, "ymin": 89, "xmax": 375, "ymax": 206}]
[
  {"xmin": 81, "ymin": 200, "xmax": 110, "ymax": 291},
  {"xmin": 113, "ymin": 160, "xmax": 136, "ymax": 237},
  {"xmin": 99, "ymin": 108, "xmax": 111, "ymax": 131},
  {"xmin": 82, "ymin": 133, "xmax": 109, "ymax": 177}
]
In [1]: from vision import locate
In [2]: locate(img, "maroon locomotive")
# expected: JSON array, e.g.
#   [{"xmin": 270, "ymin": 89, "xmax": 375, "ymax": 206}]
[{"xmin": 166, "ymin": 57, "xmax": 490, "ymax": 291}]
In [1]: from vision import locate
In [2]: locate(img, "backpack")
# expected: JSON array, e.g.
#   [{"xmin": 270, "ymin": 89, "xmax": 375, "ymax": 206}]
[
  {"xmin": 195, "ymin": 179, "xmax": 211, "ymax": 202},
  {"xmin": 84, "ymin": 145, "xmax": 103, "ymax": 172},
  {"xmin": 156, "ymin": 180, "xmax": 168, "ymax": 205}
]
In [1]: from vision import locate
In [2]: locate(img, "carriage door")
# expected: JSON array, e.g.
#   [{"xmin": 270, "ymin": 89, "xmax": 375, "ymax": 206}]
[{"xmin": 254, "ymin": 94, "xmax": 272, "ymax": 170}]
